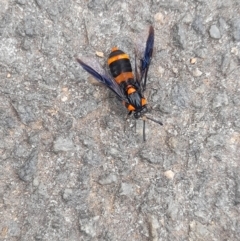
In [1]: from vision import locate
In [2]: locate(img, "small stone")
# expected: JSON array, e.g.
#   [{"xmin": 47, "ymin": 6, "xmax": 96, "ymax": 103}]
[
  {"xmin": 79, "ymin": 216, "xmax": 99, "ymax": 238},
  {"xmin": 195, "ymin": 47, "xmax": 208, "ymax": 59},
  {"xmin": 22, "ymin": 38, "xmax": 31, "ymax": 50},
  {"xmin": 167, "ymin": 200, "xmax": 179, "ymax": 220},
  {"xmin": 52, "ymin": 220, "xmax": 61, "ymax": 229},
  {"xmin": 203, "ymin": 78, "xmax": 210, "ymax": 86},
  {"xmin": 18, "ymin": 149, "xmax": 38, "ymax": 182},
  {"xmin": 62, "ymin": 188, "xmax": 73, "ymax": 201},
  {"xmin": 167, "ymin": 137, "xmax": 179, "ymax": 151},
  {"xmin": 172, "ymin": 24, "xmax": 186, "ymax": 49},
  {"xmin": 232, "ymin": 18, "xmax": 240, "ymax": 41},
  {"xmin": 209, "ymin": 25, "xmax": 221, "ymax": 39},
  {"xmin": 108, "ymin": 147, "xmax": 121, "ymax": 157},
  {"xmin": 221, "ymin": 54, "xmax": 230, "ymax": 74},
  {"xmin": 231, "ymin": 47, "xmax": 238, "ymax": 55},
  {"xmin": 87, "ymin": 0, "xmax": 105, "ymax": 11},
  {"xmin": 1, "ymin": 227, "xmax": 8, "ymax": 237},
  {"xmin": 190, "ymin": 58, "xmax": 197, "ymax": 64},
  {"xmin": 154, "ymin": 12, "xmax": 164, "ymax": 24},
  {"xmin": 62, "ymin": 87, "xmax": 68, "ymax": 92},
  {"xmin": 98, "ymin": 173, "xmax": 117, "ymax": 185},
  {"xmin": 35, "ymin": 0, "xmax": 44, "ymax": 8},
  {"xmin": 148, "ymin": 215, "xmax": 160, "ymax": 241},
  {"xmin": 234, "ymin": 176, "xmax": 240, "ymax": 205},
  {"xmin": 38, "ymin": 183, "xmax": 48, "ymax": 197},
  {"xmin": 171, "ymin": 83, "xmax": 189, "ymax": 108},
  {"xmin": 53, "ymin": 136, "xmax": 75, "ymax": 152},
  {"xmin": 24, "ymin": 16, "xmax": 37, "ymax": 37},
  {"xmin": 192, "ymin": 68, "xmax": 203, "ymax": 77},
  {"xmin": 195, "ymin": 84, "xmax": 206, "ymax": 94},
  {"xmin": 95, "ymin": 51, "xmax": 104, "ymax": 57},
  {"xmin": 212, "ymin": 93, "xmax": 228, "ymax": 108},
  {"xmin": 172, "ymin": 67, "xmax": 178, "ymax": 74},
  {"xmin": 219, "ymin": 18, "xmax": 228, "ymax": 32},
  {"xmin": 16, "ymin": 0, "xmax": 26, "ymax": 5},
  {"xmin": 61, "ymin": 87, "xmax": 69, "ymax": 102},
  {"xmin": 7, "ymin": 73, "xmax": 11, "ymax": 78},
  {"xmin": 33, "ymin": 177, "xmax": 39, "ymax": 187},
  {"xmin": 14, "ymin": 104, "xmax": 36, "ymax": 124},
  {"xmin": 182, "ymin": 12, "xmax": 193, "ymax": 24},
  {"xmin": 164, "ymin": 170, "xmax": 175, "ymax": 180},
  {"xmin": 191, "ymin": 221, "xmax": 210, "ymax": 237},
  {"xmin": 119, "ymin": 183, "xmax": 134, "ymax": 196},
  {"xmin": 192, "ymin": 16, "xmax": 205, "ymax": 35},
  {"xmin": 194, "ymin": 210, "xmax": 209, "ymax": 222},
  {"xmin": 158, "ymin": 65, "xmax": 165, "ymax": 76},
  {"xmin": 61, "ymin": 96, "xmax": 68, "ymax": 102},
  {"xmin": 8, "ymin": 221, "xmax": 21, "ymax": 237}
]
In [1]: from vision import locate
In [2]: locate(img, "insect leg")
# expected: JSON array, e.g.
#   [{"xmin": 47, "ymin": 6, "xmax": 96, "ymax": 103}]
[{"xmin": 143, "ymin": 119, "xmax": 146, "ymax": 141}]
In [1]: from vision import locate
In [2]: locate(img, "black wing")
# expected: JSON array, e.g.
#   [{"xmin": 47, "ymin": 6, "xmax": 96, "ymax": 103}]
[
  {"xmin": 135, "ymin": 26, "xmax": 154, "ymax": 92},
  {"xmin": 77, "ymin": 58, "xmax": 126, "ymax": 101}
]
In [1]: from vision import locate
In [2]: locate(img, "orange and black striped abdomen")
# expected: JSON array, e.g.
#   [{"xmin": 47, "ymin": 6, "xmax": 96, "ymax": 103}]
[{"xmin": 108, "ymin": 48, "xmax": 134, "ymax": 86}]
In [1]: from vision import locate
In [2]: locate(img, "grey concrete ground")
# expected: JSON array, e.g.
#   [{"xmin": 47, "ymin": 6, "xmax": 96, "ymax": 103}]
[{"xmin": 0, "ymin": 0, "xmax": 240, "ymax": 240}]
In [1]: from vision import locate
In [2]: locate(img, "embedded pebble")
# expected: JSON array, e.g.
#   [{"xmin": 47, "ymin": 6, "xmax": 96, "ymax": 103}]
[
  {"xmin": 221, "ymin": 54, "xmax": 230, "ymax": 74},
  {"xmin": 172, "ymin": 24, "xmax": 186, "ymax": 49},
  {"xmin": 16, "ymin": 0, "xmax": 26, "ymax": 5},
  {"xmin": 164, "ymin": 170, "xmax": 175, "ymax": 180},
  {"xmin": 172, "ymin": 67, "xmax": 178, "ymax": 74},
  {"xmin": 232, "ymin": 18, "xmax": 240, "ymax": 41},
  {"xmin": 148, "ymin": 215, "xmax": 160, "ymax": 241},
  {"xmin": 231, "ymin": 47, "xmax": 238, "ymax": 55},
  {"xmin": 95, "ymin": 51, "xmax": 104, "ymax": 57},
  {"xmin": 53, "ymin": 136, "xmax": 75, "ymax": 152},
  {"xmin": 33, "ymin": 177, "xmax": 39, "ymax": 187},
  {"xmin": 209, "ymin": 25, "xmax": 221, "ymax": 39},
  {"xmin": 154, "ymin": 12, "xmax": 164, "ymax": 24},
  {"xmin": 190, "ymin": 58, "xmax": 197, "ymax": 64},
  {"xmin": 61, "ymin": 96, "xmax": 68, "ymax": 102},
  {"xmin": 212, "ymin": 92, "xmax": 228, "ymax": 108},
  {"xmin": 182, "ymin": 12, "xmax": 193, "ymax": 24},
  {"xmin": 192, "ymin": 15, "xmax": 205, "ymax": 35},
  {"xmin": 195, "ymin": 47, "xmax": 208, "ymax": 59},
  {"xmin": 158, "ymin": 65, "xmax": 165, "ymax": 76},
  {"xmin": 119, "ymin": 183, "xmax": 134, "ymax": 196},
  {"xmin": 98, "ymin": 173, "xmax": 117, "ymax": 185},
  {"xmin": 79, "ymin": 216, "xmax": 99, "ymax": 238},
  {"xmin": 219, "ymin": 18, "xmax": 228, "ymax": 32},
  {"xmin": 18, "ymin": 149, "xmax": 38, "ymax": 182},
  {"xmin": 62, "ymin": 188, "xmax": 73, "ymax": 201},
  {"xmin": 192, "ymin": 68, "xmax": 203, "ymax": 77}
]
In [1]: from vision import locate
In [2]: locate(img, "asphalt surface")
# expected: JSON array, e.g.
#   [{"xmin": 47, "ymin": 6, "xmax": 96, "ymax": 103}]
[{"xmin": 0, "ymin": 0, "xmax": 240, "ymax": 240}]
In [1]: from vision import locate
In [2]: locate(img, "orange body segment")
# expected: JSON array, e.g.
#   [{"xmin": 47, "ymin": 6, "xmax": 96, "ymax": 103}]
[
  {"xmin": 111, "ymin": 47, "xmax": 118, "ymax": 52},
  {"xmin": 127, "ymin": 104, "xmax": 135, "ymax": 111},
  {"xmin": 141, "ymin": 98, "xmax": 147, "ymax": 106},
  {"xmin": 127, "ymin": 87, "xmax": 136, "ymax": 95},
  {"xmin": 115, "ymin": 72, "xmax": 134, "ymax": 84},
  {"xmin": 107, "ymin": 53, "xmax": 130, "ymax": 65}
]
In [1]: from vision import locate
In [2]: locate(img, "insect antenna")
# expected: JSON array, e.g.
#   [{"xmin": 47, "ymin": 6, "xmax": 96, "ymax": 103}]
[
  {"xmin": 142, "ymin": 115, "xmax": 163, "ymax": 141},
  {"xmin": 145, "ymin": 116, "xmax": 163, "ymax": 125},
  {"xmin": 143, "ymin": 120, "xmax": 146, "ymax": 141}
]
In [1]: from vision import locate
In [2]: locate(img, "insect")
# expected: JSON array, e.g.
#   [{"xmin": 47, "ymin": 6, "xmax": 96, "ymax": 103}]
[{"xmin": 77, "ymin": 26, "xmax": 162, "ymax": 141}]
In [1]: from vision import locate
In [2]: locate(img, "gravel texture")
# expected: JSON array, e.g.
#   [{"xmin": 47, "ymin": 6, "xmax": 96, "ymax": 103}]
[{"xmin": 0, "ymin": 0, "xmax": 240, "ymax": 241}]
